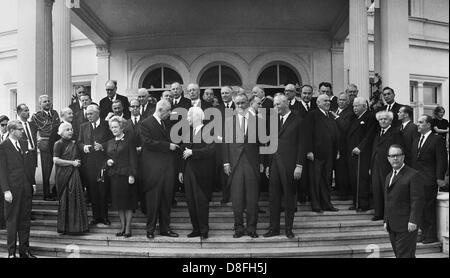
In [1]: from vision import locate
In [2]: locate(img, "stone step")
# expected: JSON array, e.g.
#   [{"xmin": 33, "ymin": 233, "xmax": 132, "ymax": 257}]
[
  {"xmin": 29, "ymin": 219, "xmax": 385, "ymax": 234},
  {"xmin": 31, "ymin": 209, "xmax": 375, "ymax": 223},
  {"xmin": 0, "ymin": 229, "xmax": 393, "ymax": 249},
  {"xmin": 0, "ymin": 239, "xmax": 442, "ymax": 258}
]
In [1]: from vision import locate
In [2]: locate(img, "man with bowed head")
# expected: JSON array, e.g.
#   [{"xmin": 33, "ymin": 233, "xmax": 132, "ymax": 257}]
[{"xmin": 140, "ymin": 100, "xmax": 180, "ymax": 239}]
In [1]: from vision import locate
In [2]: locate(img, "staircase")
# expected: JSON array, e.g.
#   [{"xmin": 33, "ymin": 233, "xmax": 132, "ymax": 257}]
[{"xmin": 0, "ymin": 192, "xmax": 445, "ymax": 258}]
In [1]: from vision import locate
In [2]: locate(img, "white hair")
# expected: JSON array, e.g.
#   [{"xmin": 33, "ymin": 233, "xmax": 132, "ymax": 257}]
[
  {"xmin": 353, "ymin": 97, "xmax": 367, "ymax": 107},
  {"xmin": 376, "ymin": 110, "xmax": 394, "ymax": 121},
  {"xmin": 187, "ymin": 106, "xmax": 205, "ymax": 122},
  {"xmin": 58, "ymin": 122, "xmax": 72, "ymax": 136},
  {"xmin": 86, "ymin": 104, "xmax": 100, "ymax": 113},
  {"xmin": 137, "ymin": 88, "xmax": 148, "ymax": 96},
  {"xmin": 156, "ymin": 99, "xmax": 171, "ymax": 111},
  {"xmin": 60, "ymin": 107, "xmax": 72, "ymax": 117}
]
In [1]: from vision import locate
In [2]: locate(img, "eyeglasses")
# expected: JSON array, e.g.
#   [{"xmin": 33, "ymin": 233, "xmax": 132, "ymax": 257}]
[
  {"xmin": 388, "ymin": 154, "xmax": 404, "ymax": 158},
  {"xmin": 0, "ymin": 124, "xmax": 7, "ymax": 127},
  {"xmin": 130, "ymin": 105, "xmax": 140, "ymax": 108}
]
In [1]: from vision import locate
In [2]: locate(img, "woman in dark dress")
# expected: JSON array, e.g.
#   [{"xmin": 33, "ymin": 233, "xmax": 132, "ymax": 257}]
[
  {"xmin": 432, "ymin": 106, "xmax": 449, "ymax": 142},
  {"xmin": 53, "ymin": 122, "xmax": 89, "ymax": 234},
  {"xmin": 106, "ymin": 116, "xmax": 138, "ymax": 238}
]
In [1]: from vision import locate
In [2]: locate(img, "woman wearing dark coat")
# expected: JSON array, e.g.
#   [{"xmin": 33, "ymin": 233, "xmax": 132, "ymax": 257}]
[
  {"xmin": 178, "ymin": 107, "xmax": 215, "ymax": 239},
  {"xmin": 106, "ymin": 116, "xmax": 138, "ymax": 238},
  {"xmin": 53, "ymin": 122, "xmax": 89, "ymax": 234}
]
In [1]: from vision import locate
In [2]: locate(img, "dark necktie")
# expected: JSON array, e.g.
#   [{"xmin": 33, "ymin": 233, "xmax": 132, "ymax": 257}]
[
  {"xmin": 400, "ymin": 124, "xmax": 404, "ymax": 132},
  {"xmin": 133, "ymin": 117, "xmax": 137, "ymax": 126},
  {"xmin": 15, "ymin": 141, "xmax": 22, "ymax": 155},
  {"xmin": 380, "ymin": 129, "xmax": 385, "ymax": 137},
  {"xmin": 306, "ymin": 102, "xmax": 310, "ymax": 111},
  {"xmin": 93, "ymin": 122, "xmax": 97, "ymax": 130},
  {"xmin": 387, "ymin": 105, "xmax": 391, "ymax": 111},
  {"xmin": 161, "ymin": 120, "xmax": 166, "ymax": 131},
  {"xmin": 417, "ymin": 135, "xmax": 425, "ymax": 156},
  {"xmin": 1, "ymin": 134, "xmax": 4, "ymax": 142},
  {"xmin": 24, "ymin": 122, "xmax": 34, "ymax": 149}
]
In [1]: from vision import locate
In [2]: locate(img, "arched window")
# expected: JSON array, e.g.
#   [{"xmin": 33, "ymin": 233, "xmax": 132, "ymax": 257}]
[
  {"xmin": 199, "ymin": 64, "xmax": 242, "ymax": 101},
  {"xmin": 256, "ymin": 63, "xmax": 301, "ymax": 96},
  {"xmin": 141, "ymin": 66, "xmax": 183, "ymax": 98}
]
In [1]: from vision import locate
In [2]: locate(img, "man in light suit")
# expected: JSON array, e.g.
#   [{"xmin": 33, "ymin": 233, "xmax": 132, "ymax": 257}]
[
  {"xmin": 264, "ymin": 95, "xmax": 303, "ymax": 238},
  {"xmin": 223, "ymin": 93, "xmax": 261, "ymax": 238},
  {"xmin": 411, "ymin": 115, "xmax": 448, "ymax": 244},
  {"xmin": 140, "ymin": 100, "xmax": 180, "ymax": 239},
  {"xmin": 0, "ymin": 120, "xmax": 37, "ymax": 258},
  {"xmin": 384, "ymin": 144, "xmax": 424, "ymax": 258}
]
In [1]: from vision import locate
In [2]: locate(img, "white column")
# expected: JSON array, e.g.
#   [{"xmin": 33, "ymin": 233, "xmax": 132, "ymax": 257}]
[
  {"xmin": 417, "ymin": 81, "xmax": 424, "ymax": 118},
  {"xmin": 17, "ymin": 0, "xmax": 53, "ymax": 113},
  {"xmin": 373, "ymin": 4, "xmax": 381, "ymax": 75},
  {"xmin": 52, "ymin": 0, "xmax": 72, "ymax": 113},
  {"xmin": 331, "ymin": 40, "xmax": 345, "ymax": 94},
  {"xmin": 95, "ymin": 45, "xmax": 110, "ymax": 102},
  {"xmin": 349, "ymin": 0, "xmax": 370, "ymax": 99},
  {"xmin": 379, "ymin": 0, "xmax": 410, "ymax": 105}
]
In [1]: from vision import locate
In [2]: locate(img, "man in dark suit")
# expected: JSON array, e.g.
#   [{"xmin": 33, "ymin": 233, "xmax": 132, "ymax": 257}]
[
  {"xmin": 223, "ymin": 93, "xmax": 261, "ymax": 238},
  {"xmin": 137, "ymin": 88, "xmax": 155, "ymax": 120},
  {"xmin": 0, "ymin": 120, "xmax": 37, "ymax": 258},
  {"xmin": 304, "ymin": 94, "xmax": 340, "ymax": 212},
  {"xmin": 69, "ymin": 85, "xmax": 87, "ymax": 115},
  {"xmin": 370, "ymin": 111, "xmax": 404, "ymax": 221},
  {"xmin": 264, "ymin": 94, "xmax": 303, "ymax": 238},
  {"xmin": 384, "ymin": 144, "xmax": 424, "ymax": 258},
  {"xmin": 31, "ymin": 95, "xmax": 60, "ymax": 201},
  {"xmin": 125, "ymin": 98, "xmax": 146, "ymax": 214},
  {"xmin": 171, "ymin": 82, "xmax": 191, "ymax": 110},
  {"xmin": 411, "ymin": 114, "xmax": 448, "ymax": 244},
  {"xmin": 72, "ymin": 94, "xmax": 94, "ymax": 143},
  {"xmin": 0, "ymin": 115, "xmax": 9, "ymax": 230},
  {"xmin": 380, "ymin": 87, "xmax": 403, "ymax": 128},
  {"xmin": 105, "ymin": 99, "xmax": 130, "ymax": 121},
  {"xmin": 319, "ymin": 82, "xmax": 338, "ymax": 112},
  {"xmin": 397, "ymin": 105, "xmax": 419, "ymax": 165},
  {"xmin": 296, "ymin": 85, "xmax": 317, "ymax": 119},
  {"xmin": 284, "ymin": 84, "xmax": 302, "ymax": 111},
  {"xmin": 347, "ymin": 97, "xmax": 377, "ymax": 211},
  {"xmin": 140, "ymin": 100, "xmax": 180, "ymax": 239},
  {"xmin": 78, "ymin": 104, "xmax": 113, "ymax": 226},
  {"xmin": 330, "ymin": 92, "xmax": 354, "ymax": 199},
  {"xmin": 99, "ymin": 80, "xmax": 130, "ymax": 120},
  {"xmin": 16, "ymin": 104, "xmax": 38, "ymax": 177},
  {"xmin": 178, "ymin": 107, "xmax": 215, "ymax": 239},
  {"xmin": 187, "ymin": 83, "xmax": 212, "ymax": 111},
  {"xmin": 215, "ymin": 86, "xmax": 236, "ymax": 202}
]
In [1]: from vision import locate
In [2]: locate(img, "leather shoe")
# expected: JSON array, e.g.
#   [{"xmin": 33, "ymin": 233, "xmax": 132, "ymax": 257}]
[
  {"xmin": 146, "ymin": 232, "xmax": 155, "ymax": 239},
  {"xmin": 19, "ymin": 251, "xmax": 36, "ymax": 258},
  {"xmin": 187, "ymin": 231, "xmax": 201, "ymax": 238},
  {"xmin": 103, "ymin": 219, "xmax": 111, "ymax": 226},
  {"xmin": 263, "ymin": 230, "xmax": 280, "ymax": 238},
  {"xmin": 325, "ymin": 207, "xmax": 339, "ymax": 212},
  {"xmin": 286, "ymin": 230, "xmax": 295, "ymax": 239},
  {"xmin": 44, "ymin": 196, "xmax": 56, "ymax": 201},
  {"xmin": 160, "ymin": 231, "xmax": 179, "ymax": 237},
  {"xmin": 248, "ymin": 232, "xmax": 259, "ymax": 238},
  {"xmin": 371, "ymin": 216, "xmax": 383, "ymax": 221},
  {"xmin": 116, "ymin": 231, "xmax": 125, "ymax": 237},
  {"xmin": 357, "ymin": 207, "xmax": 370, "ymax": 212},
  {"xmin": 124, "ymin": 233, "xmax": 132, "ymax": 238},
  {"xmin": 422, "ymin": 238, "xmax": 438, "ymax": 244},
  {"xmin": 312, "ymin": 208, "xmax": 323, "ymax": 213},
  {"xmin": 233, "ymin": 231, "xmax": 244, "ymax": 238},
  {"xmin": 200, "ymin": 233, "xmax": 208, "ymax": 240},
  {"xmin": 348, "ymin": 206, "xmax": 356, "ymax": 210}
]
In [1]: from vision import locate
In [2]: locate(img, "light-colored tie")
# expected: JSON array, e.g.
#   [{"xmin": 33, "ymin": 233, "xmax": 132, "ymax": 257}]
[
  {"xmin": 389, "ymin": 170, "xmax": 397, "ymax": 187},
  {"xmin": 15, "ymin": 141, "xmax": 22, "ymax": 155}
]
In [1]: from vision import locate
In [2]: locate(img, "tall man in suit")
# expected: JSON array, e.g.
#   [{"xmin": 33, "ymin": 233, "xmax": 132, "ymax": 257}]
[
  {"xmin": 264, "ymin": 94, "xmax": 303, "ymax": 238},
  {"xmin": 370, "ymin": 111, "xmax": 404, "ymax": 221},
  {"xmin": 16, "ymin": 104, "xmax": 38, "ymax": 177},
  {"xmin": 347, "ymin": 97, "xmax": 377, "ymax": 211},
  {"xmin": 78, "ymin": 104, "xmax": 113, "ymax": 226},
  {"xmin": 330, "ymin": 92, "xmax": 354, "ymax": 199},
  {"xmin": 223, "ymin": 93, "xmax": 261, "ymax": 238},
  {"xmin": 99, "ymin": 80, "xmax": 130, "ymax": 120},
  {"xmin": 397, "ymin": 105, "xmax": 419, "ymax": 165},
  {"xmin": 380, "ymin": 87, "xmax": 403, "ymax": 128},
  {"xmin": 318, "ymin": 82, "xmax": 338, "ymax": 112},
  {"xmin": 411, "ymin": 115, "xmax": 448, "ymax": 244},
  {"xmin": 32, "ymin": 95, "xmax": 60, "ymax": 201},
  {"xmin": 384, "ymin": 144, "xmax": 424, "ymax": 258},
  {"xmin": 69, "ymin": 85, "xmax": 87, "ymax": 115},
  {"xmin": 140, "ymin": 100, "xmax": 180, "ymax": 239},
  {"xmin": 285, "ymin": 84, "xmax": 301, "ymax": 111},
  {"xmin": 297, "ymin": 85, "xmax": 317, "ymax": 119},
  {"xmin": 0, "ymin": 120, "xmax": 37, "ymax": 258},
  {"xmin": 137, "ymin": 88, "xmax": 155, "ymax": 119},
  {"xmin": 0, "ymin": 115, "xmax": 9, "ymax": 230},
  {"xmin": 187, "ymin": 83, "xmax": 212, "ymax": 111},
  {"xmin": 304, "ymin": 94, "xmax": 340, "ymax": 212}
]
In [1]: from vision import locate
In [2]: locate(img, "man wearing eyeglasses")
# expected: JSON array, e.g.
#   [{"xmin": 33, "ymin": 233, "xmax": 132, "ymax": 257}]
[
  {"xmin": 99, "ymin": 80, "xmax": 130, "ymax": 120},
  {"xmin": 384, "ymin": 144, "xmax": 424, "ymax": 258}
]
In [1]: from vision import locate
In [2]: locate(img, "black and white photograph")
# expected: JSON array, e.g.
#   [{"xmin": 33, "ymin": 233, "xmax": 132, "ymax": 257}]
[{"xmin": 0, "ymin": 0, "xmax": 448, "ymax": 266}]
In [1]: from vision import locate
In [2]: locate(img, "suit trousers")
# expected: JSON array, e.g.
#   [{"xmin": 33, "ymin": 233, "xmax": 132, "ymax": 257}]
[
  {"xmin": 85, "ymin": 170, "xmax": 108, "ymax": 221},
  {"xmin": 145, "ymin": 176, "xmax": 174, "ymax": 234},
  {"xmin": 422, "ymin": 185, "xmax": 438, "ymax": 242},
  {"xmin": 38, "ymin": 139, "xmax": 54, "ymax": 197},
  {"xmin": 184, "ymin": 165, "xmax": 209, "ymax": 234},
  {"xmin": 371, "ymin": 165, "xmax": 386, "ymax": 218},
  {"xmin": 388, "ymin": 228, "xmax": 418, "ymax": 258},
  {"xmin": 4, "ymin": 184, "xmax": 32, "ymax": 255},
  {"xmin": 309, "ymin": 157, "xmax": 334, "ymax": 211},
  {"xmin": 0, "ymin": 193, "xmax": 5, "ymax": 229},
  {"xmin": 334, "ymin": 155, "xmax": 350, "ymax": 197},
  {"xmin": 230, "ymin": 154, "xmax": 259, "ymax": 233},
  {"xmin": 268, "ymin": 158, "xmax": 296, "ymax": 232},
  {"xmin": 297, "ymin": 162, "xmax": 310, "ymax": 202}
]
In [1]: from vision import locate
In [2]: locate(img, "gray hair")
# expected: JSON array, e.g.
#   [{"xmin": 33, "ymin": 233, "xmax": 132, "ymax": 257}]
[
  {"xmin": 60, "ymin": 107, "xmax": 73, "ymax": 118},
  {"xmin": 58, "ymin": 122, "xmax": 72, "ymax": 136},
  {"xmin": 39, "ymin": 95, "xmax": 49, "ymax": 103},
  {"xmin": 137, "ymin": 88, "xmax": 148, "ymax": 96},
  {"xmin": 376, "ymin": 110, "xmax": 394, "ymax": 121},
  {"xmin": 86, "ymin": 104, "xmax": 100, "ymax": 113},
  {"xmin": 187, "ymin": 106, "xmax": 205, "ymax": 122},
  {"xmin": 274, "ymin": 94, "xmax": 288, "ymax": 103},
  {"xmin": 353, "ymin": 97, "xmax": 367, "ymax": 107},
  {"xmin": 7, "ymin": 120, "xmax": 23, "ymax": 133},
  {"xmin": 108, "ymin": 116, "xmax": 127, "ymax": 129},
  {"xmin": 156, "ymin": 99, "xmax": 171, "ymax": 111}
]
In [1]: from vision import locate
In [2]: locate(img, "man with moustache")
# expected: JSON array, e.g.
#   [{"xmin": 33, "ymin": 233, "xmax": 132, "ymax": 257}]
[{"xmin": 32, "ymin": 95, "xmax": 60, "ymax": 201}]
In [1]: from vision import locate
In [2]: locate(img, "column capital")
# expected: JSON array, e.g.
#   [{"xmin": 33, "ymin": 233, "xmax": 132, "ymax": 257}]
[{"xmin": 96, "ymin": 45, "xmax": 110, "ymax": 58}]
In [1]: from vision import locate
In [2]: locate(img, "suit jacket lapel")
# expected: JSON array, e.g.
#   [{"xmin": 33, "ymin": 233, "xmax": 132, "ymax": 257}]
[
  {"xmin": 6, "ymin": 139, "xmax": 22, "ymax": 160},
  {"xmin": 418, "ymin": 134, "xmax": 433, "ymax": 157},
  {"xmin": 386, "ymin": 167, "xmax": 406, "ymax": 192},
  {"xmin": 279, "ymin": 113, "xmax": 294, "ymax": 136}
]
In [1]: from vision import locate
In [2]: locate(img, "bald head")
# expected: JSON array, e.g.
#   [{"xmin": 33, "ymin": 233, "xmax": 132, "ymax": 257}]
[{"xmin": 105, "ymin": 80, "xmax": 117, "ymax": 98}]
